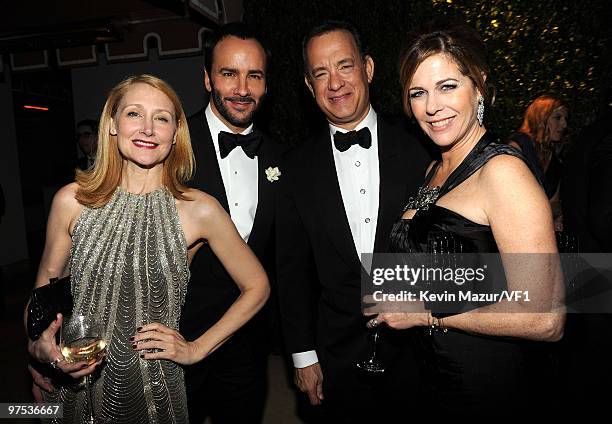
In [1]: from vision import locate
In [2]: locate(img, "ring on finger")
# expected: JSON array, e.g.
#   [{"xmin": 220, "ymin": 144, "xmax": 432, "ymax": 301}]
[
  {"xmin": 367, "ymin": 318, "xmax": 379, "ymax": 329},
  {"xmin": 49, "ymin": 358, "xmax": 62, "ymax": 370}
]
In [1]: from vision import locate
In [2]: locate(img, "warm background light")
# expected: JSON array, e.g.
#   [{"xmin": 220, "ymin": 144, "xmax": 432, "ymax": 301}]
[{"xmin": 23, "ymin": 105, "xmax": 49, "ymax": 111}]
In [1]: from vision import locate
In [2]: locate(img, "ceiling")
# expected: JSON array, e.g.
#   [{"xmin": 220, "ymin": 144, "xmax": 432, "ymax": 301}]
[{"xmin": 0, "ymin": 0, "xmax": 243, "ymax": 72}]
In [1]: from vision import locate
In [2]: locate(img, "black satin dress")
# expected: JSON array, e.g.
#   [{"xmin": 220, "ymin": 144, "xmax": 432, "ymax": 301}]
[{"xmin": 390, "ymin": 134, "xmax": 554, "ymax": 415}]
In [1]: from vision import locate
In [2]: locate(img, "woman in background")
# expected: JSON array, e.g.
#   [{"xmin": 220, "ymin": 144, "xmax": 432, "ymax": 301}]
[{"xmin": 509, "ymin": 95, "xmax": 569, "ymax": 229}]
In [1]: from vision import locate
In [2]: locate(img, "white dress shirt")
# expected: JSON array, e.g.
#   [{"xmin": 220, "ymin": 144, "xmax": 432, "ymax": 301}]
[
  {"xmin": 292, "ymin": 106, "xmax": 381, "ymax": 369},
  {"xmin": 205, "ymin": 105, "xmax": 258, "ymax": 242}
]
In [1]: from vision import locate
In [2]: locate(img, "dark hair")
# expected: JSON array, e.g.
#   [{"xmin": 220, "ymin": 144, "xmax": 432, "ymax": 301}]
[
  {"xmin": 76, "ymin": 119, "xmax": 99, "ymax": 134},
  {"xmin": 302, "ymin": 20, "xmax": 366, "ymax": 72},
  {"xmin": 204, "ymin": 22, "xmax": 270, "ymax": 75},
  {"xmin": 399, "ymin": 20, "xmax": 490, "ymax": 117}
]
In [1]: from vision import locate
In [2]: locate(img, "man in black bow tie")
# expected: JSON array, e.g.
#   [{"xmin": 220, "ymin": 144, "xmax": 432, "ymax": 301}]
[
  {"xmin": 181, "ymin": 22, "xmax": 282, "ymax": 424},
  {"xmin": 277, "ymin": 20, "xmax": 430, "ymax": 422}
]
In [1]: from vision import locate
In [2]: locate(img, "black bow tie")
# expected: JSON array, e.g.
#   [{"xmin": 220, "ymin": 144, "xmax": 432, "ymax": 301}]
[
  {"xmin": 333, "ymin": 127, "xmax": 372, "ymax": 152},
  {"xmin": 218, "ymin": 130, "xmax": 263, "ymax": 159}
]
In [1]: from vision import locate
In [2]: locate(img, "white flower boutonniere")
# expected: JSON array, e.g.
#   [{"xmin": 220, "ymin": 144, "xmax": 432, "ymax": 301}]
[{"xmin": 265, "ymin": 166, "xmax": 281, "ymax": 182}]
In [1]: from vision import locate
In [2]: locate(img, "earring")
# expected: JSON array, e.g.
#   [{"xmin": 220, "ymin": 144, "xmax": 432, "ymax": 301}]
[
  {"xmin": 110, "ymin": 130, "xmax": 117, "ymax": 136},
  {"xmin": 477, "ymin": 96, "xmax": 484, "ymax": 127}
]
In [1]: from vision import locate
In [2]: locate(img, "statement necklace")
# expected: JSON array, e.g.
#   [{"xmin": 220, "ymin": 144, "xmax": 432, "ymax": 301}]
[{"xmin": 404, "ymin": 185, "xmax": 441, "ymax": 212}]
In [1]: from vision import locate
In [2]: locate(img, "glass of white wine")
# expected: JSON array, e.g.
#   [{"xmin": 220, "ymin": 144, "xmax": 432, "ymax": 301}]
[{"xmin": 61, "ymin": 313, "xmax": 107, "ymax": 424}]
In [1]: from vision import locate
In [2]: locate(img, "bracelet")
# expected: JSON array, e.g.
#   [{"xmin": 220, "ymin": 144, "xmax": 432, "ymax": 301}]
[{"xmin": 427, "ymin": 313, "xmax": 448, "ymax": 335}]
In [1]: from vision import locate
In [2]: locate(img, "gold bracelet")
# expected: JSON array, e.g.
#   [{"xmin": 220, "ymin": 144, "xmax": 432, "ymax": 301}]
[{"xmin": 438, "ymin": 316, "xmax": 448, "ymax": 333}]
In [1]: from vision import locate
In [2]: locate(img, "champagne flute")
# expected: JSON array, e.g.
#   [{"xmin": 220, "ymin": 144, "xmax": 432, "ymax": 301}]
[
  {"xmin": 356, "ymin": 254, "xmax": 386, "ymax": 374},
  {"xmin": 356, "ymin": 323, "xmax": 385, "ymax": 374},
  {"xmin": 61, "ymin": 313, "xmax": 107, "ymax": 424}
]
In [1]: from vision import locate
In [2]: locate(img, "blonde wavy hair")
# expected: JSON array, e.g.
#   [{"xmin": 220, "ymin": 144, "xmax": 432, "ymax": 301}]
[{"xmin": 75, "ymin": 74, "xmax": 194, "ymax": 208}]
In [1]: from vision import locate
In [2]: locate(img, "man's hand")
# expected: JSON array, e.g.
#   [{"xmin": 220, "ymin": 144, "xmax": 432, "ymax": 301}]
[{"xmin": 295, "ymin": 363, "xmax": 324, "ymax": 405}]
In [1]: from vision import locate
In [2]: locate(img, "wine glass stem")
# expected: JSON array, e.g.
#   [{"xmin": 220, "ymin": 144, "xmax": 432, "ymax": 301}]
[{"xmin": 370, "ymin": 329, "xmax": 380, "ymax": 359}]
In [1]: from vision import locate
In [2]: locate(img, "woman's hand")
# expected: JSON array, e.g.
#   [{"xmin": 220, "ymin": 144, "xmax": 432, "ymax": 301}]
[
  {"xmin": 364, "ymin": 295, "xmax": 429, "ymax": 330},
  {"xmin": 369, "ymin": 312, "xmax": 430, "ymax": 330},
  {"xmin": 132, "ymin": 323, "xmax": 202, "ymax": 365},
  {"xmin": 28, "ymin": 314, "xmax": 63, "ymax": 364},
  {"xmin": 28, "ymin": 314, "xmax": 102, "ymax": 379}
]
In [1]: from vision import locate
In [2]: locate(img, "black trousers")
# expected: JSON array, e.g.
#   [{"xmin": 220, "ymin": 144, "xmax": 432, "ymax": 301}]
[
  {"xmin": 316, "ymin": 330, "xmax": 422, "ymax": 423},
  {"xmin": 185, "ymin": 333, "xmax": 268, "ymax": 424}
]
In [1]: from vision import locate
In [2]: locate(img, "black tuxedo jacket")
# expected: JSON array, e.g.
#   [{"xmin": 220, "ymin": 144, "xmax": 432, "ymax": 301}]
[
  {"xmin": 179, "ymin": 108, "xmax": 282, "ymax": 343},
  {"xmin": 277, "ymin": 116, "xmax": 430, "ymax": 371}
]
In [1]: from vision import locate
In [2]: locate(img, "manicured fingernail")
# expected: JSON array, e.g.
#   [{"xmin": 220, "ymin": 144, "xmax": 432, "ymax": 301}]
[
  {"xmin": 129, "ymin": 336, "xmax": 134, "ymax": 342},
  {"xmin": 132, "ymin": 344, "xmax": 137, "ymax": 349},
  {"xmin": 139, "ymin": 354, "xmax": 145, "ymax": 358},
  {"xmin": 136, "ymin": 327, "xmax": 142, "ymax": 332}
]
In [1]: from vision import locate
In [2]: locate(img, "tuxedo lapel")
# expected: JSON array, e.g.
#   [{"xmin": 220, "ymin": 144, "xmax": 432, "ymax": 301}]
[
  {"xmin": 191, "ymin": 110, "xmax": 230, "ymax": 212},
  {"xmin": 374, "ymin": 118, "xmax": 406, "ymax": 253},
  {"xmin": 248, "ymin": 137, "xmax": 276, "ymax": 258},
  {"xmin": 312, "ymin": 131, "xmax": 362, "ymax": 270}
]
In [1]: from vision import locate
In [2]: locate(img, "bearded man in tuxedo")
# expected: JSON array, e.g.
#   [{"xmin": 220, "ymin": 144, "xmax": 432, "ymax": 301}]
[{"xmin": 180, "ymin": 22, "xmax": 282, "ymax": 424}]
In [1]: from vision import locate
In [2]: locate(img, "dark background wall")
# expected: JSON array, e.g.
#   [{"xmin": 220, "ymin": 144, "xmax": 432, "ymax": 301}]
[
  {"xmin": 72, "ymin": 49, "xmax": 207, "ymax": 127},
  {"xmin": 243, "ymin": 0, "xmax": 612, "ymax": 146},
  {"xmin": 0, "ymin": 79, "xmax": 28, "ymax": 266}
]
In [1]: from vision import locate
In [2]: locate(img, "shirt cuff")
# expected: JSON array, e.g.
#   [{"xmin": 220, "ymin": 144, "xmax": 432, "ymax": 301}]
[{"xmin": 292, "ymin": 350, "xmax": 319, "ymax": 368}]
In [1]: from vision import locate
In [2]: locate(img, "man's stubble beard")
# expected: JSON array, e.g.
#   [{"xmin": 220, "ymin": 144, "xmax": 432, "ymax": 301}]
[{"xmin": 210, "ymin": 80, "xmax": 264, "ymax": 130}]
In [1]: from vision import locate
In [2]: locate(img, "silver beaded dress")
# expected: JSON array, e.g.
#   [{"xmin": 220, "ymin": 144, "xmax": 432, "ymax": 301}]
[{"xmin": 47, "ymin": 186, "xmax": 190, "ymax": 424}]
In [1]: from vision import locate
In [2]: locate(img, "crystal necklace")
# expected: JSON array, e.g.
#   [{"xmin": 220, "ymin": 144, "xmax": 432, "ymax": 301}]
[
  {"xmin": 405, "ymin": 133, "xmax": 493, "ymax": 213},
  {"xmin": 404, "ymin": 159, "xmax": 442, "ymax": 212},
  {"xmin": 404, "ymin": 185, "xmax": 441, "ymax": 212}
]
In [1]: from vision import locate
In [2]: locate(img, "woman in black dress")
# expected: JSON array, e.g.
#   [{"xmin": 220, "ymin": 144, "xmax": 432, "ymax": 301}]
[{"xmin": 371, "ymin": 22, "xmax": 565, "ymax": 416}]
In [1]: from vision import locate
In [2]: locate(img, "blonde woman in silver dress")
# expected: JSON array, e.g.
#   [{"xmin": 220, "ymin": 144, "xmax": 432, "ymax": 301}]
[{"xmin": 25, "ymin": 74, "xmax": 270, "ymax": 423}]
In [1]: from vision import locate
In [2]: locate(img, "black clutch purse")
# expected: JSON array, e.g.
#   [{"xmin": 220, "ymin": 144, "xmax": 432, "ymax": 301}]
[{"xmin": 27, "ymin": 275, "xmax": 73, "ymax": 341}]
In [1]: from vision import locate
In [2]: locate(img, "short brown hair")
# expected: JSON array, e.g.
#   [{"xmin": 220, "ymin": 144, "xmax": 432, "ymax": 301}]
[
  {"xmin": 302, "ymin": 20, "xmax": 366, "ymax": 73},
  {"xmin": 399, "ymin": 20, "xmax": 490, "ymax": 117},
  {"xmin": 75, "ymin": 74, "xmax": 194, "ymax": 208}
]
